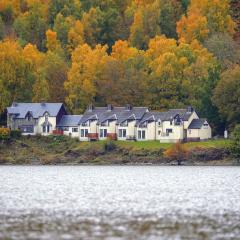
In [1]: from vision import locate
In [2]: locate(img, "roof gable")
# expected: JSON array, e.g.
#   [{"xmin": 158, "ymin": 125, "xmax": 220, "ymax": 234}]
[
  {"xmin": 57, "ymin": 115, "xmax": 82, "ymax": 127},
  {"xmin": 188, "ymin": 119, "xmax": 208, "ymax": 129},
  {"xmin": 7, "ymin": 103, "xmax": 64, "ymax": 119}
]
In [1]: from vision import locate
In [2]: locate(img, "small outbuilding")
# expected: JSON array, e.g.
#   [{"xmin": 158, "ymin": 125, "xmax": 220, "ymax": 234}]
[
  {"xmin": 187, "ymin": 119, "xmax": 212, "ymax": 141},
  {"xmin": 57, "ymin": 115, "xmax": 82, "ymax": 138}
]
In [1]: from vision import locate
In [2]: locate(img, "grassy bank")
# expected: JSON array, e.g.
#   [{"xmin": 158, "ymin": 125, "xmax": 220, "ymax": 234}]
[{"xmin": 0, "ymin": 136, "xmax": 235, "ymax": 165}]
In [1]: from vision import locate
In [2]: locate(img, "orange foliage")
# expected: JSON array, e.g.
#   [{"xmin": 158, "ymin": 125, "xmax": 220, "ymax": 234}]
[
  {"xmin": 164, "ymin": 142, "xmax": 189, "ymax": 165},
  {"xmin": 46, "ymin": 29, "xmax": 61, "ymax": 52}
]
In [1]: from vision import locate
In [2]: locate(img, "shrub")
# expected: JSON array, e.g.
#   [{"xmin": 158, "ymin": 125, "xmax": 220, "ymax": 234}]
[
  {"xmin": 10, "ymin": 129, "xmax": 21, "ymax": 139},
  {"xmin": 229, "ymin": 124, "xmax": 240, "ymax": 163},
  {"xmin": 0, "ymin": 127, "xmax": 10, "ymax": 140},
  {"xmin": 104, "ymin": 139, "xmax": 117, "ymax": 152},
  {"xmin": 164, "ymin": 142, "xmax": 189, "ymax": 165}
]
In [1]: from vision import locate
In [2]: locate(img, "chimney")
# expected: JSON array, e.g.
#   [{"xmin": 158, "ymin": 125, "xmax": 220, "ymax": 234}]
[
  {"xmin": 187, "ymin": 106, "xmax": 194, "ymax": 113},
  {"xmin": 88, "ymin": 104, "xmax": 94, "ymax": 112},
  {"xmin": 12, "ymin": 102, "xmax": 18, "ymax": 107},
  {"xmin": 125, "ymin": 104, "xmax": 132, "ymax": 111},
  {"xmin": 107, "ymin": 104, "xmax": 113, "ymax": 111}
]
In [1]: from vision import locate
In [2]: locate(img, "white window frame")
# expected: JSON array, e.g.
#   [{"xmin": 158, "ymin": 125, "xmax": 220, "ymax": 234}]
[
  {"xmin": 138, "ymin": 130, "xmax": 146, "ymax": 140},
  {"xmin": 100, "ymin": 129, "xmax": 107, "ymax": 138},
  {"xmin": 81, "ymin": 129, "xmax": 88, "ymax": 138},
  {"xmin": 72, "ymin": 127, "xmax": 78, "ymax": 133},
  {"xmin": 119, "ymin": 129, "xmax": 126, "ymax": 138}
]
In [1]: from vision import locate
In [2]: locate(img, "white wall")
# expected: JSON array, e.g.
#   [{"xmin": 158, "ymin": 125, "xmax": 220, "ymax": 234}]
[
  {"xmin": 136, "ymin": 122, "xmax": 156, "ymax": 141},
  {"xmin": 199, "ymin": 125, "xmax": 212, "ymax": 140},
  {"xmin": 187, "ymin": 126, "xmax": 212, "ymax": 140},
  {"xmin": 37, "ymin": 116, "xmax": 56, "ymax": 136},
  {"xmin": 62, "ymin": 126, "xmax": 79, "ymax": 138},
  {"xmin": 99, "ymin": 120, "xmax": 117, "ymax": 140},
  {"xmin": 159, "ymin": 121, "xmax": 184, "ymax": 143}
]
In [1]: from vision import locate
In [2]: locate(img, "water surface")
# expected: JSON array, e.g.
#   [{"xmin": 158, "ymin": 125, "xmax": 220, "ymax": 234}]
[{"xmin": 0, "ymin": 166, "xmax": 240, "ymax": 239}]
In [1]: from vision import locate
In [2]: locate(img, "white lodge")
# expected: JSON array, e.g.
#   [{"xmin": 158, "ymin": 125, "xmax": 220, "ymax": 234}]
[
  {"xmin": 79, "ymin": 104, "xmax": 212, "ymax": 142},
  {"xmin": 7, "ymin": 103, "xmax": 212, "ymax": 142}
]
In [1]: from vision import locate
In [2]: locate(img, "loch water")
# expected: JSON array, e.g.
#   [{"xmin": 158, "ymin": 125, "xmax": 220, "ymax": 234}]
[{"xmin": 0, "ymin": 166, "xmax": 240, "ymax": 239}]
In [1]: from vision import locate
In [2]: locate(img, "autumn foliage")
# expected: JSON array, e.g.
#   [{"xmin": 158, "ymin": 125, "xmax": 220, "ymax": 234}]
[
  {"xmin": 0, "ymin": 127, "xmax": 10, "ymax": 140},
  {"xmin": 164, "ymin": 142, "xmax": 189, "ymax": 165},
  {"xmin": 0, "ymin": 0, "xmax": 239, "ymax": 133}
]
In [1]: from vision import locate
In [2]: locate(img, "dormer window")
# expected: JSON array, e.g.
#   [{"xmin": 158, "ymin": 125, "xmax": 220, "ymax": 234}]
[
  {"xmin": 45, "ymin": 113, "xmax": 49, "ymax": 122},
  {"xmin": 203, "ymin": 121, "xmax": 209, "ymax": 127},
  {"xmin": 158, "ymin": 120, "xmax": 161, "ymax": 126}
]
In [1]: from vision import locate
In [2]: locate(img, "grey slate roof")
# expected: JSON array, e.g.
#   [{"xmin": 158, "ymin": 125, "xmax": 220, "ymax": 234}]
[
  {"xmin": 167, "ymin": 109, "xmax": 193, "ymax": 121},
  {"xmin": 136, "ymin": 108, "xmax": 196, "ymax": 126},
  {"xmin": 79, "ymin": 106, "xmax": 148, "ymax": 124},
  {"xmin": 188, "ymin": 119, "xmax": 207, "ymax": 129},
  {"xmin": 7, "ymin": 103, "xmax": 64, "ymax": 119},
  {"xmin": 57, "ymin": 115, "xmax": 82, "ymax": 127}
]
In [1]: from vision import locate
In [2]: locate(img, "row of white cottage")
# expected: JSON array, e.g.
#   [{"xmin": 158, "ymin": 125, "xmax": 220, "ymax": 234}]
[{"xmin": 7, "ymin": 103, "xmax": 212, "ymax": 143}]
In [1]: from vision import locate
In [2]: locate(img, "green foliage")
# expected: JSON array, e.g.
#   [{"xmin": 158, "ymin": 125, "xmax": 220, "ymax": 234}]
[
  {"xmin": 13, "ymin": 3, "xmax": 47, "ymax": 50},
  {"xmin": 10, "ymin": 129, "xmax": 21, "ymax": 139},
  {"xmin": 230, "ymin": 124, "xmax": 240, "ymax": 162},
  {"xmin": 159, "ymin": 0, "xmax": 183, "ymax": 39},
  {"xmin": 49, "ymin": 0, "xmax": 82, "ymax": 25},
  {"xmin": 104, "ymin": 139, "xmax": 117, "ymax": 152},
  {"xmin": 53, "ymin": 13, "xmax": 74, "ymax": 48},
  {"xmin": 0, "ymin": 4, "xmax": 14, "ymax": 24},
  {"xmin": 204, "ymin": 33, "xmax": 240, "ymax": 70},
  {"xmin": 213, "ymin": 65, "xmax": 240, "ymax": 127}
]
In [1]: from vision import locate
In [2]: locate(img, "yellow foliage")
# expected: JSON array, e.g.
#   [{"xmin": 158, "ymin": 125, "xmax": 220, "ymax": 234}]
[
  {"xmin": 177, "ymin": 0, "xmax": 235, "ymax": 43},
  {"xmin": 164, "ymin": 142, "xmax": 189, "ymax": 164},
  {"xmin": 68, "ymin": 20, "xmax": 85, "ymax": 53},
  {"xmin": 111, "ymin": 40, "xmax": 138, "ymax": 61},
  {"xmin": 46, "ymin": 29, "xmax": 61, "ymax": 52},
  {"xmin": 177, "ymin": 13, "xmax": 209, "ymax": 43},
  {"xmin": 146, "ymin": 35, "xmax": 177, "ymax": 59},
  {"xmin": 23, "ymin": 43, "xmax": 44, "ymax": 67},
  {"xmin": 65, "ymin": 43, "xmax": 108, "ymax": 113}
]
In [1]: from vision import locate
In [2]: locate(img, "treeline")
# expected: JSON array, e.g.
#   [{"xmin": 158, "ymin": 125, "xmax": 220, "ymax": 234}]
[{"xmin": 0, "ymin": 0, "xmax": 240, "ymax": 134}]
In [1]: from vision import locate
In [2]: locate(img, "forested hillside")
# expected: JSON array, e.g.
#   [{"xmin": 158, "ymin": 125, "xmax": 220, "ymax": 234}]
[{"xmin": 0, "ymin": 0, "xmax": 239, "ymax": 133}]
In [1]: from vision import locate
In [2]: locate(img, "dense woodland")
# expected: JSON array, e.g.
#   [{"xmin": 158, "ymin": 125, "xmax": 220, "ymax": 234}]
[{"xmin": 0, "ymin": 0, "xmax": 240, "ymax": 134}]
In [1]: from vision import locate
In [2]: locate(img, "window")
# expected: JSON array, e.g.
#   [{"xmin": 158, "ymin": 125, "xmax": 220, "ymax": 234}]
[
  {"xmin": 158, "ymin": 121, "xmax": 161, "ymax": 126},
  {"xmin": 119, "ymin": 129, "xmax": 126, "ymax": 138},
  {"xmin": 43, "ymin": 126, "xmax": 46, "ymax": 133},
  {"xmin": 166, "ymin": 129, "xmax": 173, "ymax": 136},
  {"xmin": 72, "ymin": 127, "xmax": 78, "ymax": 132},
  {"xmin": 158, "ymin": 130, "xmax": 161, "ymax": 135},
  {"xmin": 47, "ymin": 125, "xmax": 50, "ymax": 133},
  {"xmin": 81, "ymin": 129, "xmax": 88, "ymax": 137},
  {"xmin": 188, "ymin": 130, "xmax": 191, "ymax": 134},
  {"xmin": 45, "ymin": 114, "xmax": 48, "ymax": 122},
  {"xmin": 138, "ymin": 130, "xmax": 146, "ymax": 140},
  {"xmin": 20, "ymin": 125, "xmax": 34, "ymax": 133},
  {"xmin": 27, "ymin": 114, "xmax": 31, "ymax": 121},
  {"xmin": 100, "ymin": 129, "xmax": 107, "ymax": 138},
  {"xmin": 63, "ymin": 127, "xmax": 69, "ymax": 131}
]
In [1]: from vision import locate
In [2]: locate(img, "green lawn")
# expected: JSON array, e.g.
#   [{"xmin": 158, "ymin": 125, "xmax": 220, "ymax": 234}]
[{"xmin": 77, "ymin": 139, "xmax": 231, "ymax": 151}]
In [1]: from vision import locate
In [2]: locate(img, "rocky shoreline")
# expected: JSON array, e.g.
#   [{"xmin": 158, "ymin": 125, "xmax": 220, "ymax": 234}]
[{"xmin": 0, "ymin": 136, "xmax": 237, "ymax": 166}]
